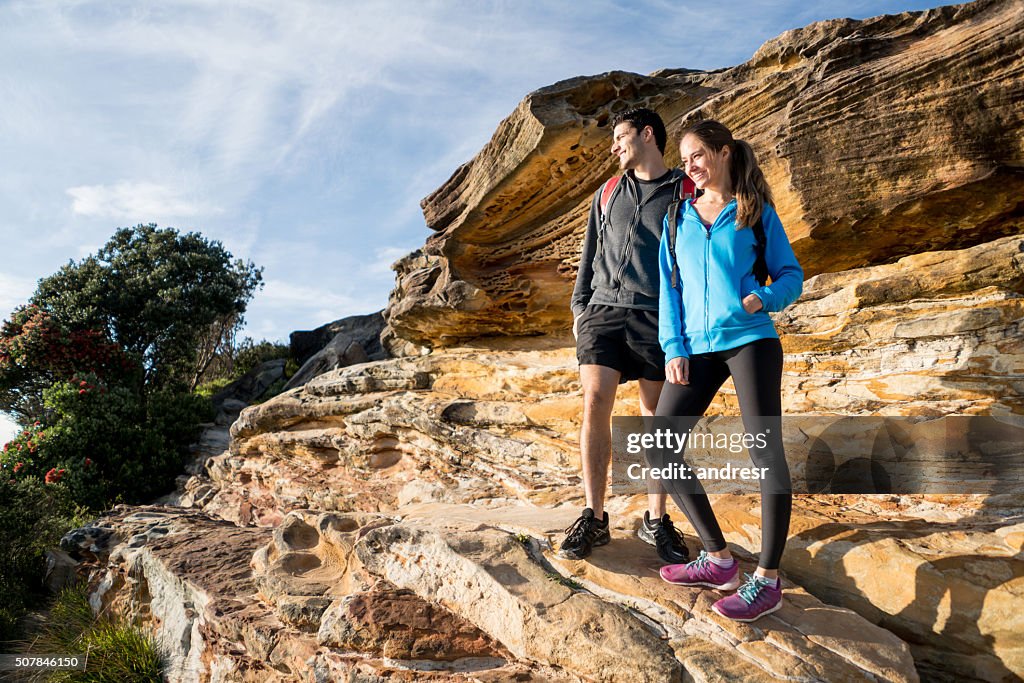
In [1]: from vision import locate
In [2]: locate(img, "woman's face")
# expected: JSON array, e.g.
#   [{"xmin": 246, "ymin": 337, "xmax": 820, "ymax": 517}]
[{"xmin": 680, "ymin": 134, "xmax": 730, "ymax": 191}]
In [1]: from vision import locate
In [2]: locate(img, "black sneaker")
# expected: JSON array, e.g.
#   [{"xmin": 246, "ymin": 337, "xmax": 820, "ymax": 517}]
[
  {"xmin": 637, "ymin": 511, "xmax": 690, "ymax": 563},
  {"xmin": 557, "ymin": 508, "xmax": 610, "ymax": 560}
]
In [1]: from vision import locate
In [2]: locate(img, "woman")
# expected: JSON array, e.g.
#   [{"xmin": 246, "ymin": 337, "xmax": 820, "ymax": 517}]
[{"xmin": 654, "ymin": 119, "xmax": 803, "ymax": 622}]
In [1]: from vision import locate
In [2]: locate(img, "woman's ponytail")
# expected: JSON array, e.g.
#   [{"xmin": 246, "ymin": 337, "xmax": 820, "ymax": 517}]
[{"xmin": 731, "ymin": 139, "xmax": 773, "ymax": 229}]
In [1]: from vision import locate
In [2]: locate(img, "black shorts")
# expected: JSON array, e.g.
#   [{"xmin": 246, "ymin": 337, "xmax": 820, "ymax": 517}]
[{"xmin": 575, "ymin": 304, "xmax": 665, "ymax": 383}]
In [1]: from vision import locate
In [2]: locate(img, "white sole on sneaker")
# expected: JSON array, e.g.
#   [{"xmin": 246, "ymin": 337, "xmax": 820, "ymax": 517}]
[
  {"xmin": 711, "ymin": 599, "xmax": 783, "ymax": 622},
  {"xmin": 660, "ymin": 574, "xmax": 741, "ymax": 591}
]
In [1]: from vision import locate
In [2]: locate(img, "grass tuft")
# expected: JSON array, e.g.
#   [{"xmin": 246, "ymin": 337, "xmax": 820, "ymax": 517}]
[
  {"xmin": 546, "ymin": 572, "xmax": 583, "ymax": 590},
  {"xmin": 9, "ymin": 583, "xmax": 163, "ymax": 683}
]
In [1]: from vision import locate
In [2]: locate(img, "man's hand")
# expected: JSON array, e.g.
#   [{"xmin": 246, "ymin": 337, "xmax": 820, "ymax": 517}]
[
  {"xmin": 666, "ymin": 356, "xmax": 689, "ymax": 385},
  {"xmin": 572, "ymin": 314, "xmax": 581, "ymax": 340},
  {"xmin": 742, "ymin": 293, "xmax": 764, "ymax": 314}
]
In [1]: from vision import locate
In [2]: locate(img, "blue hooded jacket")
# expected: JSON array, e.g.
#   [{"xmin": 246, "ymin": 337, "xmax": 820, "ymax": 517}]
[{"xmin": 658, "ymin": 199, "xmax": 803, "ymax": 361}]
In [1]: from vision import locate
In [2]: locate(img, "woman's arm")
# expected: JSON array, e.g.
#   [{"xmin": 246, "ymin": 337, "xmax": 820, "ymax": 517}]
[
  {"xmin": 658, "ymin": 210, "xmax": 689, "ymax": 362},
  {"xmin": 751, "ymin": 205, "xmax": 803, "ymax": 312}
]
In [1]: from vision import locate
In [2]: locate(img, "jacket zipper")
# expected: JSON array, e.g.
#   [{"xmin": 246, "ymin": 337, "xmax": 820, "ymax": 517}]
[
  {"xmin": 704, "ymin": 221, "xmax": 713, "ymax": 351},
  {"xmin": 612, "ymin": 174, "xmax": 679, "ymax": 289}
]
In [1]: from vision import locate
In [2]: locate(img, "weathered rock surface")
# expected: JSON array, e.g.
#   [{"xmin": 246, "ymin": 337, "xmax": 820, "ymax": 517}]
[
  {"xmin": 282, "ymin": 331, "xmax": 371, "ymax": 391},
  {"xmin": 164, "ymin": 236, "xmax": 1024, "ymax": 680},
  {"xmin": 780, "ymin": 234, "xmax": 1024, "ymax": 416},
  {"xmin": 385, "ymin": 0, "xmax": 1024, "ymax": 348},
  {"xmin": 289, "ymin": 311, "xmax": 387, "ymax": 365},
  {"xmin": 211, "ymin": 359, "xmax": 287, "ymax": 409},
  {"xmin": 55, "ymin": 2, "xmax": 1024, "ymax": 681},
  {"xmin": 64, "ymin": 504, "xmax": 923, "ymax": 682},
  {"xmin": 186, "ymin": 236, "xmax": 1023, "ymax": 528}
]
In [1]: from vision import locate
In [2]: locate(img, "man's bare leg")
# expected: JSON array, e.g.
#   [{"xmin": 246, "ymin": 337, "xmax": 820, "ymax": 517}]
[
  {"xmin": 636, "ymin": 377, "xmax": 689, "ymax": 562},
  {"xmin": 638, "ymin": 378, "xmax": 667, "ymax": 518},
  {"xmin": 579, "ymin": 364, "xmax": 621, "ymax": 518}
]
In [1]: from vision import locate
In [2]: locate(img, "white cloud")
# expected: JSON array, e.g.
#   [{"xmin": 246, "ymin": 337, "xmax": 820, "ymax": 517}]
[
  {"xmin": 258, "ymin": 279, "xmax": 361, "ymax": 312},
  {"xmin": 0, "ymin": 273, "xmax": 36, "ymax": 318},
  {"xmin": 66, "ymin": 181, "xmax": 220, "ymax": 220}
]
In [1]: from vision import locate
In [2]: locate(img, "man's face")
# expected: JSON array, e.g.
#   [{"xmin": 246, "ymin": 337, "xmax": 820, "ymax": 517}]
[{"xmin": 611, "ymin": 122, "xmax": 644, "ymax": 170}]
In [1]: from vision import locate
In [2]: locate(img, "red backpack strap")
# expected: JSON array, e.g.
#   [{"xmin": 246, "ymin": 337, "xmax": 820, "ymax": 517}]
[
  {"xmin": 667, "ymin": 174, "xmax": 700, "ymax": 289},
  {"xmin": 599, "ymin": 175, "xmax": 622, "ymax": 219},
  {"xmin": 681, "ymin": 175, "xmax": 696, "ymax": 200}
]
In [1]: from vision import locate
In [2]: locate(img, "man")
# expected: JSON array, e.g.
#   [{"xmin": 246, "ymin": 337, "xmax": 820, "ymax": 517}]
[{"xmin": 561, "ymin": 107, "xmax": 690, "ymax": 563}]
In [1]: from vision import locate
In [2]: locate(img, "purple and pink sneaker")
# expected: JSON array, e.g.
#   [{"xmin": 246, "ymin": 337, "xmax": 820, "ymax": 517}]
[
  {"xmin": 712, "ymin": 572, "xmax": 783, "ymax": 622},
  {"xmin": 659, "ymin": 550, "xmax": 741, "ymax": 590}
]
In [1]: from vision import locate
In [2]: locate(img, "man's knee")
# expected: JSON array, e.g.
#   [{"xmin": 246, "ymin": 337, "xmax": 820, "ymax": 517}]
[{"xmin": 582, "ymin": 383, "xmax": 616, "ymax": 419}]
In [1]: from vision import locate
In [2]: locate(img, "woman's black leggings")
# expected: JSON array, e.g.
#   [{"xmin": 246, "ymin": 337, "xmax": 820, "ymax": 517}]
[{"xmin": 653, "ymin": 337, "xmax": 791, "ymax": 570}]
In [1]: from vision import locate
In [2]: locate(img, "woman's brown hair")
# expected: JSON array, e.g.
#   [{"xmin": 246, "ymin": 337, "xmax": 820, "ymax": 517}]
[{"xmin": 682, "ymin": 120, "xmax": 773, "ymax": 229}]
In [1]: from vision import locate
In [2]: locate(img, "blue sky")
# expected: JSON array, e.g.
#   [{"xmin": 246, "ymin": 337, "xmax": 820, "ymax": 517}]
[{"xmin": 0, "ymin": 0, "xmax": 946, "ymax": 441}]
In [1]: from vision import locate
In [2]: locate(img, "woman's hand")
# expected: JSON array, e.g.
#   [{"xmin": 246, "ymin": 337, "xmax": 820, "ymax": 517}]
[
  {"xmin": 742, "ymin": 293, "xmax": 764, "ymax": 314},
  {"xmin": 666, "ymin": 356, "xmax": 689, "ymax": 385}
]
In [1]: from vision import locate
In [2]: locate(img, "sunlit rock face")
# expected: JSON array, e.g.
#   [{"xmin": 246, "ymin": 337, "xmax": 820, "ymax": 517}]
[{"xmin": 384, "ymin": 0, "xmax": 1023, "ymax": 350}]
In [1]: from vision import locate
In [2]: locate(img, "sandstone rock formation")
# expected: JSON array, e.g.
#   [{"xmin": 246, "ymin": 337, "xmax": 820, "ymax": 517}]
[
  {"xmin": 211, "ymin": 359, "xmax": 287, "ymax": 415},
  {"xmin": 290, "ymin": 311, "xmax": 387, "ymax": 365},
  {"xmin": 282, "ymin": 331, "xmax": 371, "ymax": 391},
  {"xmin": 165, "ymin": 230, "xmax": 1024, "ymax": 680},
  {"xmin": 58, "ymin": 1, "xmax": 1024, "ymax": 681},
  {"xmin": 385, "ymin": 0, "xmax": 1024, "ymax": 349},
  {"xmin": 64, "ymin": 504, "xmax": 921, "ymax": 682}
]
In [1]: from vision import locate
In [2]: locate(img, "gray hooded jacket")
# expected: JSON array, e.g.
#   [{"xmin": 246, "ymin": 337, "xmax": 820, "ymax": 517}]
[{"xmin": 571, "ymin": 168, "xmax": 685, "ymax": 319}]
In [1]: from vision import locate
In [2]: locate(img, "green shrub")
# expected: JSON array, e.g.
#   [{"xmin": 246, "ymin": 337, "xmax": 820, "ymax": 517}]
[
  {"xmin": 232, "ymin": 339, "xmax": 290, "ymax": 380},
  {"xmin": 1, "ymin": 376, "xmax": 210, "ymax": 510},
  {"xmin": 0, "ymin": 477, "xmax": 81, "ymax": 642},
  {"xmin": 193, "ymin": 376, "xmax": 232, "ymax": 400}
]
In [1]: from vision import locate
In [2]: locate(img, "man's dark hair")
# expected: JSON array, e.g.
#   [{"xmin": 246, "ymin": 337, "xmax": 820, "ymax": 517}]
[{"xmin": 611, "ymin": 107, "xmax": 667, "ymax": 154}]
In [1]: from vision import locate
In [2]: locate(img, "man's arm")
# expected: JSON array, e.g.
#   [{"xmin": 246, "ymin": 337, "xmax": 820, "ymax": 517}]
[{"xmin": 570, "ymin": 190, "xmax": 603, "ymax": 320}]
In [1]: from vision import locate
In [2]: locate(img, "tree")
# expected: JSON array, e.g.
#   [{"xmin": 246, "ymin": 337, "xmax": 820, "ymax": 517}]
[
  {"xmin": 30, "ymin": 224, "xmax": 263, "ymax": 391},
  {"xmin": 0, "ymin": 306, "xmax": 132, "ymax": 422}
]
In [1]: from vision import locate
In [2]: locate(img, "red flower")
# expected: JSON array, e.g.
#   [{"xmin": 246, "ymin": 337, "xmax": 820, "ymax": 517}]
[
  {"xmin": 79, "ymin": 380, "xmax": 87, "ymax": 387},
  {"xmin": 13, "ymin": 462, "xmax": 23, "ymax": 473},
  {"xmin": 79, "ymin": 389, "xmax": 86, "ymax": 395},
  {"xmin": 84, "ymin": 458, "xmax": 93, "ymax": 467},
  {"xmin": 45, "ymin": 467, "xmax": 65, "ymax": 483}
]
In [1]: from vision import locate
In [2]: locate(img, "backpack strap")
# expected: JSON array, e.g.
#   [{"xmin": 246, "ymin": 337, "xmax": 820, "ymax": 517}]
[
  {"xmin": 666, "ymin": 175, "xmax": 699, "ymax": 289},
  {"xmin": 752, "ymin": 214, "xmax": 769, "ymax": 287},
  {"xmin": 599, "ymin": 175, "xmax": 622, "ymax": 223}
]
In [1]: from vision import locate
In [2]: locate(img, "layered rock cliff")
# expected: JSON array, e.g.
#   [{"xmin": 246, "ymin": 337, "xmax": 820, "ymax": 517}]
[
  {"xmin": 385, "ymin": 0, "xmax": 1023, "ymax": 350},
  {"xmin": 57, "ymin": 1, "xmax": 1024, "ymax": 681}
]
